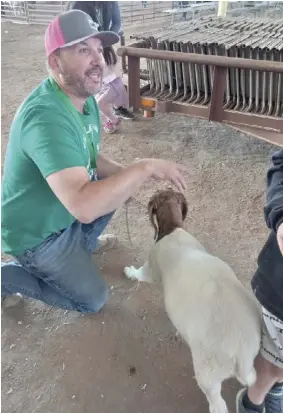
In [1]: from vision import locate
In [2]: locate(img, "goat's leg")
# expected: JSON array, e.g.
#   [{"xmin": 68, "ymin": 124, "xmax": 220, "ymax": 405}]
[
  {"xmin": 124, "ymin": 261, "xmax": 151, "ymax": 283},
  {"xmin": 196, "ymin": 379, "xmax": 228, "ymax": 413},
  {"xmin": 193, "ymin": 358, "xmax": 228, "ymax": 413}
]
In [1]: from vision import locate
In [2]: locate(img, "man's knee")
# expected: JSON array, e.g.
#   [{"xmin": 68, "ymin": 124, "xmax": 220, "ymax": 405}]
[{"xmin": 75, "ymin": 281, "xmax": 109, "ymax": 313}]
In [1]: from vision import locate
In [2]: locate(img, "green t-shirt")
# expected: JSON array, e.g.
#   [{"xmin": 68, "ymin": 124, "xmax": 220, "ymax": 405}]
[{"xmin": 1, "ymin": 77, "xmax": 101, "ymax": 256}]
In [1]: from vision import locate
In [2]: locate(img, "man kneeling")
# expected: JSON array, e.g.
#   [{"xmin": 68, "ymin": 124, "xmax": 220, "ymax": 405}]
[{"xmin": 1, "ymin": 10, "xmax": 186, "ymax": 313}]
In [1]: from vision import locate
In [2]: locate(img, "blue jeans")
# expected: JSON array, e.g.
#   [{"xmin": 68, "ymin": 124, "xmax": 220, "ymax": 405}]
[{"xmin": 1, "ymin": 212, "xmax": 114, "ymax": 313}]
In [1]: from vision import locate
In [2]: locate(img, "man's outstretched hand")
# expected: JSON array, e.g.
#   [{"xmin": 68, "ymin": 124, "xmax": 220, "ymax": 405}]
[
  {"xmin": 141, "ymin": 158, "xmax": 187, "ymax": 193},
  {"xmin": 277, "ymin": 222, "xmax": 283, "ymax": 255}
]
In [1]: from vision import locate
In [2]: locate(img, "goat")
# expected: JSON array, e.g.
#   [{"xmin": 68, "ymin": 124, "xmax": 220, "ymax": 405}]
[{"xmin": 124, "ymin": 189, "xmax": 262, "ymax": 413}]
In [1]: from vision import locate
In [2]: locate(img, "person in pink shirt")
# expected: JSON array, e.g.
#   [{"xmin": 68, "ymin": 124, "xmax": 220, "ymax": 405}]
[{"xmin": 96, "ymin": 45, "xmax": 134, "ymax": 134}]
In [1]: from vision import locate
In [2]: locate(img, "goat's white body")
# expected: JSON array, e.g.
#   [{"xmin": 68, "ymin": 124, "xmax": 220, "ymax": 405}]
[{"xmin": 124, "ymin": 228, "xmax": 262, "ymax": 413}]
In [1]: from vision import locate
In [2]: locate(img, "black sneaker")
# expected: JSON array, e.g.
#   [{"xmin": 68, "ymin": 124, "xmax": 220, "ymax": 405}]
[
  {"xmin": 265, "ymin": 383, "xmax": 283, "ymax": 413},
  {"xmin": 2, "ymin": 293, "xmax": 23, "ymax": 309},
  {"xmin": 236, "ymin": 388, "xmax": 266, "ymax": 413},
  {"xmin": 114, "ymin": 107, "xmax": 135, "ymax": 120}
]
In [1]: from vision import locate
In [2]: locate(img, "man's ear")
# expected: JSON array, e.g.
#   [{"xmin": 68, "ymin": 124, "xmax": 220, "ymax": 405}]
[{"xmin": 48, "ymin": 51, "xmax": 61, "ymax": 73}]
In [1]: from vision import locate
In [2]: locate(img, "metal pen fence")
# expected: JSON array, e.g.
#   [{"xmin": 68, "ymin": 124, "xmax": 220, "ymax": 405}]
[
  {"xmin": 2, "ymin": 1, "xmax": 282, "ymax": 29},
  {"xmin": 1, "ymin": 1, "xmax": 177, "ymax": 26}
]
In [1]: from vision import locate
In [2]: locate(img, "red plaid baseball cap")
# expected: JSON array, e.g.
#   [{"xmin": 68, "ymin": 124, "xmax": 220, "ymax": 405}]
[{"xmin": 45, "ymin": 9, "xmax": 119, "ymax": 56}]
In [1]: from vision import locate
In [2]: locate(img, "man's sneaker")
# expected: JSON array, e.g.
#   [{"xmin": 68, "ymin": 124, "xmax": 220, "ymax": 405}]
[
  {"xmin": 94, "ymin": 234, "xmax": 118, "ymax": 254},
  {"xmin": 114, "ymin": 107, "xmax": 135, "ymax": 120},
  {"xmin": 2, "ymin": 293, "xmax": 23, "ymax": 309},
  {"xmin": 265, "ymin": 383, "xmax": 283, "ymax": 413},
  {"xmin": 236, "ymin": 388, "xmax": 266, "ymax": 413},
  {"xmin": 103, "ymin": 118, "xmax": 121, "ymax": 134}
]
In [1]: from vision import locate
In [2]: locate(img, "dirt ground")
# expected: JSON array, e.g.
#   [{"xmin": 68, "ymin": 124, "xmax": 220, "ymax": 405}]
[{"xmin": 1, "ymin": 21, "xmax": 279, "ymax": 413}]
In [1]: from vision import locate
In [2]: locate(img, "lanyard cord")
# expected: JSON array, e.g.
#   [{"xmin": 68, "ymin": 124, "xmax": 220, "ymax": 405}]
[{"xmin": 49, "ymin": 76, "xmax": 97, "ymax": 169}]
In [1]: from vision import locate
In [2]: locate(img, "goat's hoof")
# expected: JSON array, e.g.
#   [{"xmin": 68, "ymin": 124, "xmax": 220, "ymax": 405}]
[{"xmin": 124, "ymin": 266, "xmax": 138, "ymax": 280}]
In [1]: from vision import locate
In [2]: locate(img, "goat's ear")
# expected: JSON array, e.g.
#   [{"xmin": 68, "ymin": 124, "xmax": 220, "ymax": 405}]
[
  {"xmin": 148, "ymin": 200, "xmax": 159, "ymax": 240},
  {"xmin": 179, "ymin": 193, "xmax": 188, "ymax": 221}
]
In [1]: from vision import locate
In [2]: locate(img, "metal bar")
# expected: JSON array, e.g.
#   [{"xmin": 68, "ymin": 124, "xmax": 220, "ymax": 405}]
[
  {"xmin": 172, "ymin": 41, "xmax": 182, "ymax": 100},
  {"xmin": 260, "ymin": 50, "xmax": 268, "ymax": 114},
  {"xmin": 201, "ymin": 44, "xmax": 210, "ymax": 105},
  {"xmin": 222, "ymin": 110, "xmax": 283, "ymax": 132},
  {"xmin": 128, "ymin": 56, "xmax": 141, "ymax": 110},
  {"xmin": 229, "ymin": 125, "xmax": 283, "ymax": 147},
  {"xmin": 119, "ymin": 40, "xmax": 147, "ymax": 79},
  {"xmin": 193, "ymin": 43, "xmax": 202, "ymax": 104},
  {"xmin": 156, "ymin": 101, "xmax": 209, "ymax": 118},
  {"xmin": 275, "ymin": 52, "xmax": 283, "ymax": 117},
  {"xmin": 246, "ymin": 47, "xmax": 254, "ymax": 113},
  {"xmin": 157, "ymin": 41, "xmax": 167, "ymax": 98},
  {"xmin": 150, "ymin": 38, "xmax": 161, "ymax": 97},
  {"xmin": 234, "ymin": 46, "xmax": 241, "ymax": 111},
  {"xmin": 209, "ymin": 67, "xmax": 227, "ymax": 121},
  {"xmin": 163, "ymin": 40, "xmax": 174, "ymax": 99},
  {"xmin": 186, "ymin": 42, "xmax": 197, "ymax": 103},
  {"xmin": 267, "ymin": 51, "xmax": 275, "ymax": 116},
  {"xmin": 180, "ymin": 42, "xmax": 189, "ymax": 102},
  {"xmin": 139, "ymin": 97, "xmax": 283, "ymax": 133},
  {"xmin": 117, "ymin": 46, "xmax": 283, "ymax": 73}
]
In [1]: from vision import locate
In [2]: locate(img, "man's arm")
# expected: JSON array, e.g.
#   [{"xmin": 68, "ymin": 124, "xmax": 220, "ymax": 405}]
[
  {"xmin": 264, "ymin": 149, "xmax": 283, "ymax": 232},
  {"xmin": 22, "ymin": 107, "xmax": 186, "ymax": 226},
  {"xmin": 46, "ymin": 158, "xmax": 186, "ymax": 224},
  {"xmin": 96, "ymin": 154, "xmax": 124, "ymax": 178}
]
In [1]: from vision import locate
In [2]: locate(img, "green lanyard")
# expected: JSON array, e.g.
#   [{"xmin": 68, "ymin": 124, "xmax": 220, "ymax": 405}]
[{"xmin": 49, "ymin": 76, "xmax": 97, "ymax": 170}]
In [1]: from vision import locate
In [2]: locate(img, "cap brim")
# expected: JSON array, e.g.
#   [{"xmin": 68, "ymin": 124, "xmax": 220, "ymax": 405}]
[
  {"xmin": 96, "ymin": 31, "xmax": 120, "ymax": 47},
  {"xmin": 60, "ymin": 31, "xmax": 120, "ymax": 49}
]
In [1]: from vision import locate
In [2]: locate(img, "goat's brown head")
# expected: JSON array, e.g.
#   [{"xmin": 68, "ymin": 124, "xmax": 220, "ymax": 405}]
[{"xmin": 148, "ymin": 189, "xmax": 188, "ymax": 242}]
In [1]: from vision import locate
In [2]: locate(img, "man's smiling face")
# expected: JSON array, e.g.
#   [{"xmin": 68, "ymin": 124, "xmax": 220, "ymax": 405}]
[{"xmin": 56, "ymin": 37, "xmax": 106, "ymax": 98}]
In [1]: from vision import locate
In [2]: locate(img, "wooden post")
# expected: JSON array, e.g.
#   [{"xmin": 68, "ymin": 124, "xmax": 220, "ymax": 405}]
[
  {"xmin": 208, "ymin": 66, "xmax": 227, "ymax": 122},
  {"xmin": 128, "ymin": 56, "xmax": 141, "ymax": 111}
]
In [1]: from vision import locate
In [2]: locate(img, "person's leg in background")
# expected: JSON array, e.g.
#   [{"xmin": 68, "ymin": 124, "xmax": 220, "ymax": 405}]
[
  {"xmin": 249, "ymin": 307, "xmax": 283, "ymax": 408},
  {"xmin": 112, "ymin": 77, "xmax": 135, "ymax": 121},
  {"xmin": 236, "ymin": 228, "xmax": 283, "ymax": 413},
  {"xmin": 236, "ymin": 309, "xmax": 283, "ymax": 413},
  {"xmin": 96, "ymin": 83, "xmax": 121, "ymax": 134}
]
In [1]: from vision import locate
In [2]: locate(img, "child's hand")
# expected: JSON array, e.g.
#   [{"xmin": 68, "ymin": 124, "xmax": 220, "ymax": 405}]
[{"xmin": 277, "ymin": 222, "xmax": 283, "ymax": 255}]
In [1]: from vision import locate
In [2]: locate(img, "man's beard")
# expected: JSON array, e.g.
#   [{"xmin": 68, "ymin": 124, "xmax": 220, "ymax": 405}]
[{"xmin": 61, "ymin": 67, "xmax": 103, "ymax": 98}]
